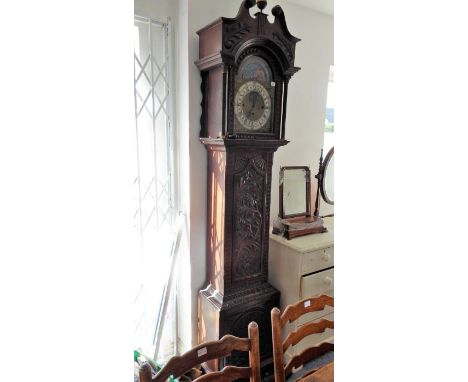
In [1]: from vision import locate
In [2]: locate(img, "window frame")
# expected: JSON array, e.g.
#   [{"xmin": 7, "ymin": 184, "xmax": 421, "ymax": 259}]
[{"xmin": 133, "ymin": 14, "xmax": 179, "ymax": 362}]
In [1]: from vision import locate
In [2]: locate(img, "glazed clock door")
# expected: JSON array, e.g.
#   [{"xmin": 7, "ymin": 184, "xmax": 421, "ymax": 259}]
[{"xmin": 234, "ymin": 55, "xmax": 275, "ymax": 135}]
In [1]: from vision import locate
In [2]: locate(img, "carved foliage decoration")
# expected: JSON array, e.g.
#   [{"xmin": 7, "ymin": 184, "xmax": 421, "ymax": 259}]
[
  {"xmin": 232, "ymin": 153, "xmax": 266, "ymax": 282},
  {"xmin": 272, "ymin": 32, "xmax": 294, "ymax": 64},
  {"xmin": 219, "ymin": 1, "xmax": 299, "ymax": 68},
  {"xmin": 224, "ymin": 22, "xmax": 251, "ymax": 50}
]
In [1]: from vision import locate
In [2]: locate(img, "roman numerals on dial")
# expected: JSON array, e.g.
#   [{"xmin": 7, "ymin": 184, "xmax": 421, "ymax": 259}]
[{"xmin": 235, "ymin": 81, "xmax": 272, "ymax": 131}]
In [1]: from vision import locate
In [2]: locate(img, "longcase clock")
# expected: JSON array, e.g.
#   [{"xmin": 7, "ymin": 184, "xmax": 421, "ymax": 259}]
[{"xmin": 195, "ymin": 0, "xmax": 300, "ymax": 372}]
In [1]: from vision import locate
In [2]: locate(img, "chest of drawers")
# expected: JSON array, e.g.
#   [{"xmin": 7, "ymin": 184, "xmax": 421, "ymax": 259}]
[{"xmin": 269, "ymin": 218, "xmax": 334, "ymax": 356}]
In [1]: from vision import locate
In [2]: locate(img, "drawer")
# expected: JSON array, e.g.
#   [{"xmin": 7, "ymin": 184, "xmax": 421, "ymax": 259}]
[
  {"xmin": 294, "ymin": 312, "xmax": 334, "ymax": 356},
  {"xmin": 301, "ymin": 268, "xmax": 334, "ymax": 297},
  {"xmin": 298, "ymin": 269, "xmax": 334, "ymax": 325},
  {"xmin": 301, "ymin": 247, "xmax": 334, "ymax": 275}
]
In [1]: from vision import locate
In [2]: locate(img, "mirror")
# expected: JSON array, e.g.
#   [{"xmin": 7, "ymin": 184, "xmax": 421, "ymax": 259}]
[
  {"xmin": 320, "ymin": 147, "xmax": 334, "ymax": 205},
  {"xmin": 280, "ymin": 166, "xmax": 311, "ymax": 218}
]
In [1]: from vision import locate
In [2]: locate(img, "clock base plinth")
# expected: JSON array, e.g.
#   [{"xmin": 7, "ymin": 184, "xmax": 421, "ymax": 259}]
[{"xmin": 198, "ymin": 282, "xmax": 280, "ymax": 372}]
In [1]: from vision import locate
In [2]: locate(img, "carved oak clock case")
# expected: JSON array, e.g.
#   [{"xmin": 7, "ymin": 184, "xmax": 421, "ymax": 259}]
[{"xmin": 195, "ymin": 0, "xmax": 300, "ymax": 371}]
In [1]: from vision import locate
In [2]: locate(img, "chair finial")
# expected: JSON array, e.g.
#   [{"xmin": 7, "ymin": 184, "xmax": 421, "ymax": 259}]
[{"xmin": 139, "ymin": 362, "xmax": 153, "ymax": 382}]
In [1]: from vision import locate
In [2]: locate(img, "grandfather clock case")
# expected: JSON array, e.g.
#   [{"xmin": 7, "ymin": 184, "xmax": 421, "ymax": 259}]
[{"xmin": 196, "ymin": 0, "xmax": 300, "ymax": 371}]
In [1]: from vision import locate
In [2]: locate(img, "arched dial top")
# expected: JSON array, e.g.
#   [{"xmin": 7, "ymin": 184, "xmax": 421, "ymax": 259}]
[{"xmin": 238, "ymin": 55, "xmax": 272, "ymax": 82}]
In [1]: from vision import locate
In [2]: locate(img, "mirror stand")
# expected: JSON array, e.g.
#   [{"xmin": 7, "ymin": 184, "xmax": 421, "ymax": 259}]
[{"xmin": 275, "ymin": 166, "xmax": 327, "ymax": 240}]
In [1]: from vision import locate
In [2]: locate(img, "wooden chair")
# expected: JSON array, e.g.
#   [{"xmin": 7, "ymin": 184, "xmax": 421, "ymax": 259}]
[
  {"xmin": 139, "ymin": 322, "xmax": 261, "ymax": 382},
  {"xmin": 297, "ymin": 362, "xmax": 334, "ymax": 382},
  {"xmin": 271, "ymin": 295, "xmax": 334, "ymax": 382}
]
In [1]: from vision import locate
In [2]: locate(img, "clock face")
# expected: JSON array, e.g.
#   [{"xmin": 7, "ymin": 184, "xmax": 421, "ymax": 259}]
[{"xmin": 234, "ymin": 81, "xmax": 272, "ymax": 131}]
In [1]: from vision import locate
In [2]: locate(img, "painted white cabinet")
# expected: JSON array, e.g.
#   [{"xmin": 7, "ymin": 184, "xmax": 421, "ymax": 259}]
[{"xmin": 269, "ymin": 217, "xmax": 334, "ymax": 356}]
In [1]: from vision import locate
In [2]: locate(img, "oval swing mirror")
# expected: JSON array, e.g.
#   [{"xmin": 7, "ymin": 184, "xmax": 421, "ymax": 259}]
[{"xmin": 319, "ymin": 147, "xmax": 334, "ymax": 205}]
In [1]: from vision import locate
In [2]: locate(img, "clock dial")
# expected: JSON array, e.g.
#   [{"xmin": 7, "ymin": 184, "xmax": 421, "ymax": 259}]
[
  {"xmin": 235, "ymin": 81, "xmax": 272, "ymax": 131},
  {"xmin": 234, "ymin": 55, "xmax": 274, "ymax": 134}
]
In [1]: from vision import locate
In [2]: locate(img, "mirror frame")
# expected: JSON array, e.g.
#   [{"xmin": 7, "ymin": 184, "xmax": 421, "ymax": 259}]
[
  {"xmin": 279, "ymin": 166, "xmax": 311, "ymax": 219},
  {"xmin": 319, "ymin": 146, "xmax": 334, "ymax": 205}
]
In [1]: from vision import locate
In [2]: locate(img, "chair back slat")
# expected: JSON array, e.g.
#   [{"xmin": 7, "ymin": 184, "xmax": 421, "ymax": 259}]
[
  {"xmin": 195, "ymin": 366, "xmax": 251, "ymax": 382},
  {"xmin": 154, "ymin": 335, "xmax": 250, "ymax": 381},
  {"xmin": 140, "ymin": 322, "xmax": 260, "ymax": 382},
  {"xmin": 282, "ymin": 319, "xmax": 334, "ymax": 352},
  {"xmin": 280, "ymin": 295, "xmax": 334, "ymax": 327},
  {"xmin": 284, "ymin": 342, "xmax": 334, "ymax": 377}
]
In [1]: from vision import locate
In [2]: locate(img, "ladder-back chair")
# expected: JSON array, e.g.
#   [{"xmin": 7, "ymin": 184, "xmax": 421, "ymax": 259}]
[
  {"xmin": 140, "ymin": 322, "xmax": 261, "ymax": 382},
  {"xmin": 271, "ymin": 295, "xmax": 334, "ymax": 382}
]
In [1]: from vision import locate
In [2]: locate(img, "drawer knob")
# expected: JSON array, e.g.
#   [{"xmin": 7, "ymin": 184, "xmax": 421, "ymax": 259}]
[
  {"xmin": 322, "ymin": 253, "xmax": 331, "ymax": 262},
  {"xmin": 324, "ymin": 276, "xmax": 333, "ymax": 287}
]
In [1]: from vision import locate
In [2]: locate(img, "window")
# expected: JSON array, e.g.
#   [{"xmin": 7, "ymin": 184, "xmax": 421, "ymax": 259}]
[
  {"xmin": 323, "ymin": 65, "xmax": 334, "ymax": 153},
  {"xmin": 320, "ymin": 65, "xmax": 334, "ymax": 216},
  {"xmin": 133, "ymin": 15, "xmax": 177, "ymax": 362}
]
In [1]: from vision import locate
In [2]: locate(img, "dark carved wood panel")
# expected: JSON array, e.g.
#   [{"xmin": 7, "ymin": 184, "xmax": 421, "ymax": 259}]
[
  {"xmin": 227, "ymin": 307, "xmax": 269, "ymax": 367},
  {"xmin": 220, "ymin": 2, "xmax": 300, "ymax": 68},
  {"xmin": 231, "ymin": 153, "xmax": 267, "ymax": 283},
  {"xmin": 224, "ymin": 21, "xmax": 251, "ymax": 51},
  {"xmin": 220, "ymin": 284, "xmax": 279, "ymax": 370}
]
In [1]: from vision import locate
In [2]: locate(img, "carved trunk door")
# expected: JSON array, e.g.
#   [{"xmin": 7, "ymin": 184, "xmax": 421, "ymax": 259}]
[{"xmin": 230, "ymin": 151, "xmax": 272, "ymax": 288}]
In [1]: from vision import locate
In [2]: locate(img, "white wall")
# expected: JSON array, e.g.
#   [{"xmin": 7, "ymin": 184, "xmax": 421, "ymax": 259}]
[{"xmin": 135, "ymin": 0, "xmax": 334, "ymax": 351}]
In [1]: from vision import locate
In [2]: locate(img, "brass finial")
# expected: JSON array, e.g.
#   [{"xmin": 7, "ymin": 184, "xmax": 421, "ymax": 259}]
[{"xmin": 257, "ymin": 0, "xmax": 267, "ymax": 12}]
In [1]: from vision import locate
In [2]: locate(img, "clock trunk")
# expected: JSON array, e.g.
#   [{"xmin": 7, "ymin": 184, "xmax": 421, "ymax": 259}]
[{"xmin": 199, "ymin": 139, "xmax": 287, "ymax": 372}]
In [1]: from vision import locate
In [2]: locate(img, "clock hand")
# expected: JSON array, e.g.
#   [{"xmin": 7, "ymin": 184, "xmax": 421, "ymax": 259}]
[{"xmin": 248, "ymin": 92, "xmax": 259, "ymax": 115}]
